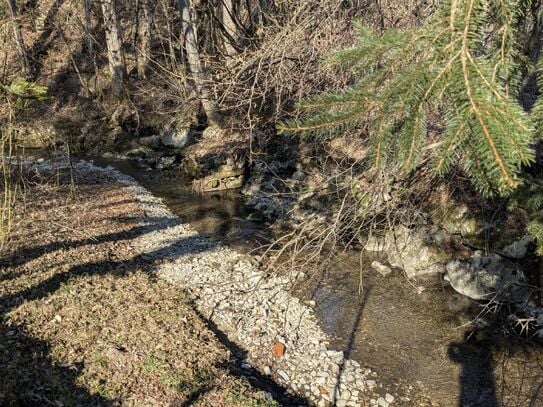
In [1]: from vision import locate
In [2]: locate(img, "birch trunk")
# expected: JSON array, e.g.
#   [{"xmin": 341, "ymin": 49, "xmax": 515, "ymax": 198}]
[
  {"xmin": 136, "ymin": 0, "xmax": 152, "ymax": 78},
  {"xmin": 221, "ymin": 0, "xmax": 238, "ymax": 56},
  {"xmin": 177, "ymin": 0, "xmax": 220, "ymax": 125},
  {"xmin": 100, "ymin": 0, "xmax": 125, "ymax": 98},
  {"xmin": 5, "ymin": 0, "xmax": 30, "ymax": 76}
]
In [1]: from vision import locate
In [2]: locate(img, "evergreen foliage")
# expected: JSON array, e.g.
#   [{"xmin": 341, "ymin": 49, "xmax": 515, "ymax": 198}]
[
  {"xmin": 0, "ymin": 80, "xmax": 49, "ymax": 101},
  {"xmin": 279, "ymin": 0, "xmax": 543, "ymax": 196},
  {"xmin": 509, "ymin": 176, "xmax": 543, "ymax": 255}
]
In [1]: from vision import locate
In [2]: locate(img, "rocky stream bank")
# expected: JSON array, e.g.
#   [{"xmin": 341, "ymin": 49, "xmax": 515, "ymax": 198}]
[{"xmin": 13, "ymin": 140, "xmax": 543, "ymax": 406}]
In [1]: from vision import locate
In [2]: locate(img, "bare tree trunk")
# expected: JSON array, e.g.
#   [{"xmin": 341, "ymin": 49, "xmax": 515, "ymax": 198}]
[
  {"xmin": 136, "ymin": 0, "xmax": 152, "ymax": 78},
  {"xmin": 5, "ymin": 0, "xmax": 30, "ymax": 76},
  {"xmin": 83, "ymin": 0, "xmax": 94, "ymax": 56},
  {"xmin": 221, "ymin": 0, "xmax": 238, "ymax": 56},
  {"xmin": 100, "ymin": 0, "xmax": 125, "ymax": 98},
  {"xmin": 177, "ymin": 0, "xmax": 220, "ymax": 125}
]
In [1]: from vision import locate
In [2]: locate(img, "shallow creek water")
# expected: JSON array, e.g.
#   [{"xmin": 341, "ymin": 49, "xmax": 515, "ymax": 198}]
[{"xmin": 86, "ymin": 157, "xmax": 543, "ymax": 406}]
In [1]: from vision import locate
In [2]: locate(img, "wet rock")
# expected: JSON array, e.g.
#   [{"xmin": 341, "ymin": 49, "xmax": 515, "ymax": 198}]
[
  {"xmin": 364, "ymin": 225, "xmax": 450, "ymax": 278},
  {"xmin": 445, "ymin": 253, "xmax": 525, "ymax": 300},
  {"xmin": 156, "ymin": 156, "xmax": 176, "ymax": 170},
  {"xmin": 192, "ymin": 164, "xmax": 245, "ymax": 192},
  {"xmin": 500, "ymin": 234, "xmax": 533, "ymax": 259},
  {"xmin": 161, "ymin": 126, "xmax": 193, "ymax": 148},
  {"xmin": 245, "ymin": 195, "xmax": 284, "ymax": 219},
  {"xmin": 371, "ymin": 261, "xmax": 392, "ymax": 277},
  {"xmin": 125, "ymin": 146, "xmax": 153, "ymax": 158}
]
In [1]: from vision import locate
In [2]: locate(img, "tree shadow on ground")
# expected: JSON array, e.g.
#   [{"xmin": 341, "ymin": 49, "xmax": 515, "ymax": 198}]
[
  {"xmin": 0, "ymin": 321, "xmax": 111, "ymax": 406},
  {"xmin": 0, "ymin": 200, "xmax": 307, "ymax": 405},
  {"xmin": 199, "ymin": 313, "xmax": 309, "ymax": 406}
]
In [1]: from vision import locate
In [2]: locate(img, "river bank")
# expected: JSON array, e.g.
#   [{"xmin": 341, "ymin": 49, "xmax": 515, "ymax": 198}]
[
  {"xmin": 3, "ymin": 156, "xmax": 543, "ymax": 406},
  {"xmin": 1, "ymin": 158, "xmax": 405, "ymax": 406},
  {"xmin": 0, "ymin": 160, "xmax": 280, "ymax": 406}
]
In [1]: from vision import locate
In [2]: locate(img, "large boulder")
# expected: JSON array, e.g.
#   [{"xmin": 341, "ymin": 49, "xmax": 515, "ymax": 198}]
[
  {"xmin": 444, "ymin": 253, "xmax": 526, "ymax": 301},
  {"xmin": 500, "ymin": 234, "xmax": 533, "ymax": 259},
  {"xmin": 363, "ymin": 225, "xmax": 452, "ymax": 278},
  {"xmin": 192, "ymin": 163, "xmax": 245, "ymax": 192},
  {"xmin": 161, "ymin": 126, "xmax": 193, "ymax": 148},
  {"xmin": 431, "ymin": 202, "xmax": 484, "ymax": 243}
]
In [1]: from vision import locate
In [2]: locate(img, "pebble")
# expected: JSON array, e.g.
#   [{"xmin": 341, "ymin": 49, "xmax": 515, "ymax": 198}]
[
  {"xmin": 340, "ymin": 389, "xmax": 352, "ymax": 400},
  {"xmin": 277, "ymin": 369, "xmax": 290, "ymax": 382},
  {"xmin": 377, "ymin": 397, "xmax": 389, "ymax": 407},
  {"xmin": 385, "ymin": 393, "xmax": 395, "ymax": 403}
]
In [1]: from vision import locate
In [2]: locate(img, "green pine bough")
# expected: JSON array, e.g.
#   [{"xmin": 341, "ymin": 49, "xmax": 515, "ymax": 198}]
[
  {"xmin": 0, "ymin": 80, "xmax": 49, "ymax": 101},
  {"xmin": 279, "ymin": 0, "xmax": 543, "ymax": 197}
]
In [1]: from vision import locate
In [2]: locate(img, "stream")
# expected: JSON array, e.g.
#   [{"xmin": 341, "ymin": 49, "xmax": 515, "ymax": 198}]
[{"xmin": 79, "ymin": 156, "xmax": 543, "ymax": 406}]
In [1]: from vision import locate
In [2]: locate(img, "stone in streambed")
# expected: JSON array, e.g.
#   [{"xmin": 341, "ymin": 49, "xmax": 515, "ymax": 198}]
[{"xmin": 371, "ymin": 261, "xmax": 392, "ymax": 277}]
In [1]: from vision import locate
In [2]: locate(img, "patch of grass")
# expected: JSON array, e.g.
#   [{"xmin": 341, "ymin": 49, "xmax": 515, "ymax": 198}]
[
  {"xmin": 160, "ymin": 367, "xmax": 214, "ymax": 395},
  {"xmin": 59, "ymin": 281, "xmax": 74, "ymax": 295},
  {"xmin": 142, "ymin": 355, "xmax": 166, "ymax": 374},
  {"xmin": 93, "ymin": 353, "xmax": 108, "ymax": 369}
]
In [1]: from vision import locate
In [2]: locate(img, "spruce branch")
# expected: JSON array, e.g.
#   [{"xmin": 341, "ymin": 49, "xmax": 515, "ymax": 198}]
[{"xmin": 280, "ymin": 0, "xmax": 540, "ymax": 196}]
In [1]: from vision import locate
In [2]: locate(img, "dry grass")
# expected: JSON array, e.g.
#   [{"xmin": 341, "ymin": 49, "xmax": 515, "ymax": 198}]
[{"xmin": 0, "ymin": 171, "xmax": 276, "ymax": 406}]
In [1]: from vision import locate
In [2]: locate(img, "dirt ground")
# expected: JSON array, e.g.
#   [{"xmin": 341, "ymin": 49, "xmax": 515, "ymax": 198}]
[{"xmin": 0, "ymin": 168, "xmax": 278, "ymax": 406}]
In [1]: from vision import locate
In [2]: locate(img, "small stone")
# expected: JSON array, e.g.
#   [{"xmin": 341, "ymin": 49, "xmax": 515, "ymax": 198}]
[
  {"xmin": 366, "ymin": 380, "xmax": 376, "ymax": 388},
  {"xmin": 340, "ymin": 389, "xmax": 351, "ymax": 400},
  {"xmin": 317, "ymin": 371, "xmax": 329, "ymax": 378},
  {"xmin": 385, "ymin": 393, "xmax": 395, "ymax": 403},
  {"xmin": 336, "ymin": 401, "xmax": 347, "ymax": 407},
  {"xmin": 371, "ymin": 261, "xmax": 392, "ymax": 277},
  {"xmin": 54, "ymin": 315, "xmax": 62, "ymax": 323},
  {"xmin": 272, "ymin": 341, "xmax": 286, "ymax": 357},
  {"xmin": 264, "ymin": 366, "xmax": 272, "ymax": 375},
  {"xmin": 241, "ymin": 363, "xmax": 251, "ymax": 369},
  {"xmin": 315, "ymin": 376, "xmax": 326, "ymax": 385},
  {"xmin": 377, "ymin": 397, "xmax": 389, "ymax": 407},
  {"xmin": 292, "ymin": 170, "xmax": 306, "ymax": 181},
  {"xmin": 277, "ymin": 369, "xmax": 289, "ymax": 382}
]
